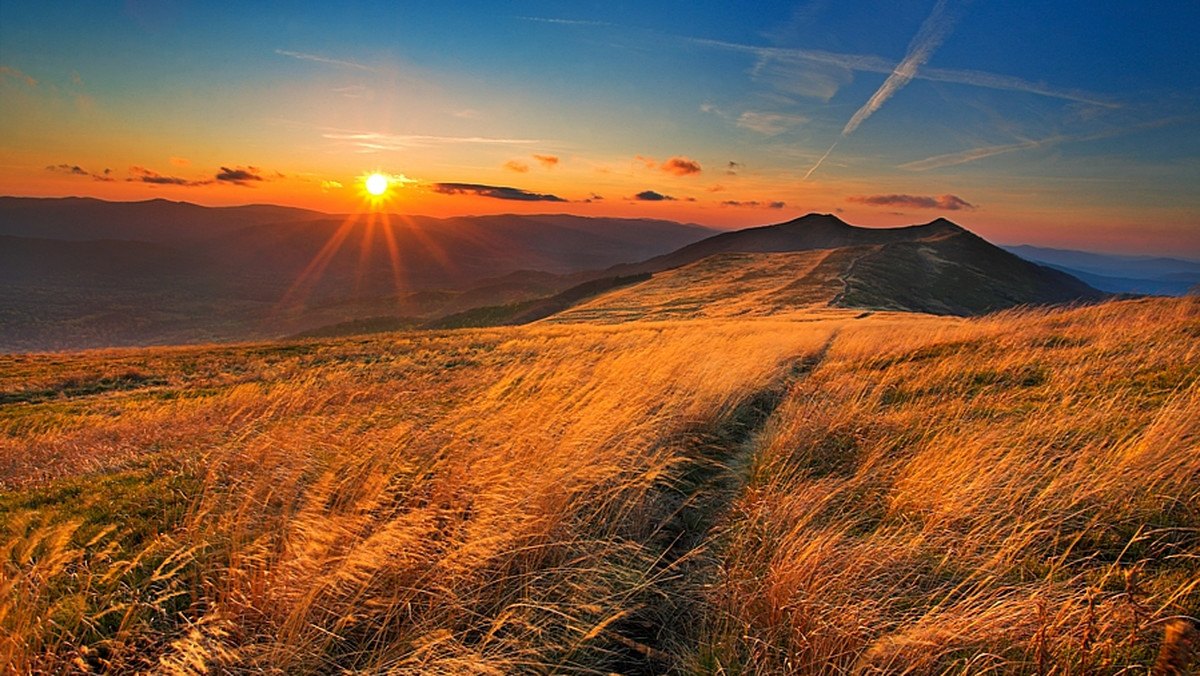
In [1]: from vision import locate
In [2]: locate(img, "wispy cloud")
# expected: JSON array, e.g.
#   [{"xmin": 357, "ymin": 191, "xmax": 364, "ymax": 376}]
[
  {"xmin": 689, "ymin": 37, "xmax": 1115, "ymax": 108},
  {"xmin": 737, "ymin": 111, "xmax": 809, "ymax": 135},
  {"xmin": 918, "ymin": 66, "xmax": 1118, "ymax": 108},
  {"xmin": 899, "ymin": 138, "xmax": 1053, "ymax": 171},
  {"xmin": 275, "ymin": 49, "xmax": 375, "ymax": 72},
  {"xmin": 847, "ymin": 193, "xmax": 977, "ymax": 210},
  {"xmin": 46, "ymin": 163, "xmax": 114, "ymax": 182},
  {"xmin": 533, "ymin": 153, "xmax": 559, "ymax": 168},
  {"xmin": 325, "ymin": 130, "xmax": 541, "ymax": 152},
  {"xmin": 516, "ymin": 16, "xmax": 614, "ymax": 27},
  {"xmin": 503, "ymin": 160, "xmax": 530, "ymax": 173},
  {"xmin": 900, "ymin": 116, "xmax": 1190, "ymax": 171},
  {"xmin": 332, "ymin": 85, "xmax": 373, "ymax": 100},
  {"xmin": 0, "ymin": 65, "xmax": 38, "ymax": 87},
  {"xmin": 431, "ymin": 182, "xmax": 566, "ymax": 202},
  {"xmin": 47, "ymin": 164, "xmax": 88, "ymax": 176}
]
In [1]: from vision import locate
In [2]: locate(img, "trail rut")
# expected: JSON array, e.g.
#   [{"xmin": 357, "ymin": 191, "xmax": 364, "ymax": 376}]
[{"xmin": 595, "ymin": 332, "xmax": 839, "ymax": 674}]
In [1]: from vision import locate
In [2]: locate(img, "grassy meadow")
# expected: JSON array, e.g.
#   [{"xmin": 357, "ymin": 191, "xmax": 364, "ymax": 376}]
[{"xmin": 1, "ymin": 297, "xmax": 1197, "ymax": 674}]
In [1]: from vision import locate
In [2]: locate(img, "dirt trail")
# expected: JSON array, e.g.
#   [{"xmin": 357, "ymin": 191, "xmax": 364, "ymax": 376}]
[{"xmin": 599, "ymin": 331, "xmax": 840, "ymax": 674}]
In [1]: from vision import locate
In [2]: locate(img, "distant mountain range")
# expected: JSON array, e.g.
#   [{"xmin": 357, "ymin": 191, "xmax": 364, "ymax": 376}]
[
  {"xmin": 1002, "ymin": 244, "xmax": 1200, "ymax": 296},
  {"xmin": 1, "ymin": 198, "xmax": 1109, "ymax": 351},
  {"xmin": 0, "ymin": 197, "xmax": 715, "ymax": 350}
]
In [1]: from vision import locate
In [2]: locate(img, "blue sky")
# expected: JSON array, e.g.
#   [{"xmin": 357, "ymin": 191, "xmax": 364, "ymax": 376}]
[{"xmin": 2, "ymin": 0, "xmax": 1198, "ymax": 254}]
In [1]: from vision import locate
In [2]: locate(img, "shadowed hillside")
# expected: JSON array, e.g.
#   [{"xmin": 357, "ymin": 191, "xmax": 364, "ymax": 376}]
[
  {"xmin": 0, "ymin": 198, "xmax": 714, "ymax": 351},
  {"xmin": 546, "ymin": 217, "xmax": 1105, "ymax": 322}
]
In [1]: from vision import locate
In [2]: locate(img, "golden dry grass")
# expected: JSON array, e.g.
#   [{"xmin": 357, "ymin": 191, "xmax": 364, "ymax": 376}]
[
  {"xmin": 698, "ymin": 298, "xmax": 1200, "ymax": 673},
  {"xmin": 1, "ymin": 298, "xmax": 1197, "ymax": 675},
  {"xmin": 546, "ymin": 250, "xmax": 856, "ymax": 323},
  {"xmin": 1, "ymin": 319, "xmax": 841, "ymax": 673}
]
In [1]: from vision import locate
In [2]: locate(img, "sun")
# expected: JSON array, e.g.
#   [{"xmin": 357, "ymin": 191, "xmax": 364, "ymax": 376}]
[{"xmin": 365, "ymin": 173, "xmax": 389, "ymax": 196}]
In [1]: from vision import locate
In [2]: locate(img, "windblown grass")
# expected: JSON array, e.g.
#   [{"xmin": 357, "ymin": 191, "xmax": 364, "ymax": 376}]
[
  {"xmin": 698, "ymin": 298, "xmax": 1200, "ymax": 673},
  {"xmin": 2, "ymin": 298, "xmax": 1196, "ymax": 674},
  {"xmin": 1, "ymin": 319, "xmax": 839, "ymax": 674}
]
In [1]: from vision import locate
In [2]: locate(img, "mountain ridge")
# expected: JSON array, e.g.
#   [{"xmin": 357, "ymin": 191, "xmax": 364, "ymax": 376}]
[{"xmin": 0, "ymin": 199, "xmax": 1106, "ymax": 350}]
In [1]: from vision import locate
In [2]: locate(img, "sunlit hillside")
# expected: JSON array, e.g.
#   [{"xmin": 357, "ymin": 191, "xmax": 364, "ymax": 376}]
[
  {"xmin": 548, "ymin": 250, "xmax": 853, "ymax": 323},
  {"xmin": 2, "ymin": 298, "xmax": 1197, "ymax": 674}
]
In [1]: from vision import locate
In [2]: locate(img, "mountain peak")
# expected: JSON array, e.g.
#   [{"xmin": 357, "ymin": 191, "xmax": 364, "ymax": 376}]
[{"xmin": 783, "ymin": 212, "xmax": 853, "ymax": 228}]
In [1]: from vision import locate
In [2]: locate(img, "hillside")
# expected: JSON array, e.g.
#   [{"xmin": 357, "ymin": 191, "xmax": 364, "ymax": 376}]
[
  {"xmin": 1, "ymin": 297, "xmax": 1195, "ymax": 673},
  {"xmin": 548, "ymin": 216, "xmax": 1105, "ymax": 322},
  {"xmin": 0, "ymin": 202, "xmax": 1110, "ymax": 350},
  {"xmin": 0, "ymin": 198, "xmax": 715, "ymax": 351}
]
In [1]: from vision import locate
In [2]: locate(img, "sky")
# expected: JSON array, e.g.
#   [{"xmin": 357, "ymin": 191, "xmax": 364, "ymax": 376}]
[{"xmin": 2, "ymin": 1, "xmax": 1198, "ymax": 256}]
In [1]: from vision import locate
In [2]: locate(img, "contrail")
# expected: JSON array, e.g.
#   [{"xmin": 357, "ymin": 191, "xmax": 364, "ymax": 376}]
[
  {"xmin": 803, "ymin": 140, "xmax": 838, "ymax": 180},
  {"xmin": 805, "ymin": 0, "xmax": 965, "ymax": 179},
  {"xmin": 275, "ymin": 49, "xmax": 375, "ymax": 72},
  {"xmin": 841, "ymin": 0, "xmax": 961, "ymax": 135}
]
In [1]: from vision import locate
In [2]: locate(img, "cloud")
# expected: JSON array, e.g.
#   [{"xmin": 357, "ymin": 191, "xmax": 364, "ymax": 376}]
[
  {"xmin": 633, "ymin": 190, "xmax": 675, "ymax": 201},
  {"xmin": 688, "ymin": 38, "xmax": 1115, "ymax": 108},
  {"xmin": 504, "ymin": 160, "xmax": 530, "ymax": 173},
  {"xmin": 898, "ymin": 116, "xmax": 1189, "ymax": 171},
  {"xmin": 516, "ymin": 16, "xmax": 615, "ymax": 27},
  {"xmin": 634, "ymin": 155, "xmax": 657, "ymax": 169},
  {"xmin": 324, "ymin": 129, "xmax": 541, "ymax": 152},
  {"xmin": 128, "ymin": 165, "xmax": 208, "ymax": 186},
  {"xmin": 321, "ymin": 180, "xmax": 343, "ymax": 191},
  {"xmin": 737, "ymin": 111, "xmax": 808, "ymax": 135},
  {"xmin": 275, "ymin": 49, "xmax": 374, "ymax": 72},
  {"xmin": 0, "ymin": 65, "xmax": 37, "ymax": 87},
  {"xmin": 431, "ymin": 182, "xmax": 566, "ymax": 202},
  {"xmin": 533, "ymin": 153, "xmax": 559, "ymax": 168},
  {"xmin": 661, "ymin": 156, "xmax": 702, "ymax": 176},
  {"xmin": 846, "ymin": 193, "xmax": 977, "ymax": 210},
  {"xmin": 47, "ymin": 164, "xmax": 88, "ymax": 176},
  {"xmin": 216, "ymin": 166, "xmax": 266, "ymax": 185},
  {"xmin": 721, "ymin": 200, "xmax": 787, "ymax": 209},
  {"xmin": 587, "ymin": 193, "xmax": 604, "ymax": 201},
  {"xmin": 899, "ymin": 138, "xmax": 1049, "ymax": 171},
  {"xmin": 46, "ymin": 163, "xmax": 114, "ymax": 182},
  {"xmin": 332, "ymin": 85, "xmax": 373, "ymax": 100},
  {"xmin": 749, "ymin": 54, "xmax": 853, "ymax": 101},
  {"xmin": 169, "ymin": 157, "xmax": 190, "ymax": 167},
  {"xmin": 726, "ymin": 161, "xmax": 745, "ymax": 175}
]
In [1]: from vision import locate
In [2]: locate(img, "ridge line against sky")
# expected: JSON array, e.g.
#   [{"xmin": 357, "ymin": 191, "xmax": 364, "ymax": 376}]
[{"xmin": 0, "ymin": 1, "xmax": 1197, "ymax": 256}]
